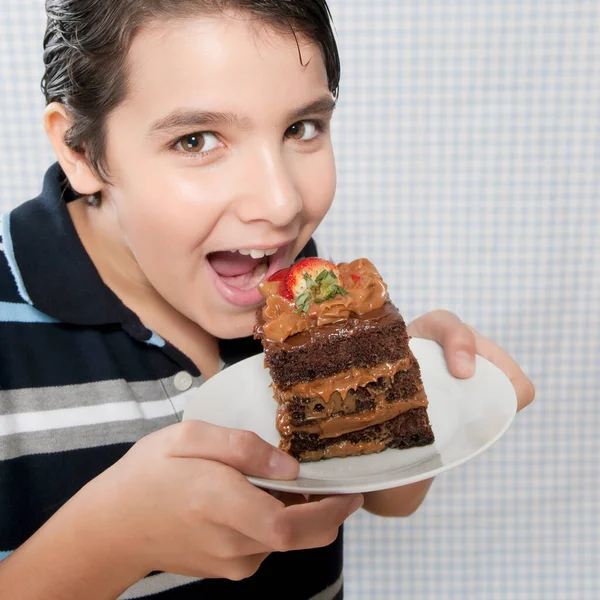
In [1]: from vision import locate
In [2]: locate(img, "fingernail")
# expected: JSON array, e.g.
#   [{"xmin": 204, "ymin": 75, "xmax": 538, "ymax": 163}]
[
  {"xmin": 268, "ymin": 450, "xmax": 299, "ymax": 478},
  {"xmin": 456, "ymin": 351, "xmax": 475, "ymax": 377}
]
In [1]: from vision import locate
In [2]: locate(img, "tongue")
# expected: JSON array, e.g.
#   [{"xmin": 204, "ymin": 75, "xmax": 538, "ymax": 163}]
[{"xmin": 208, "ymin": 251, "xmax": 261, "ymax": 277}]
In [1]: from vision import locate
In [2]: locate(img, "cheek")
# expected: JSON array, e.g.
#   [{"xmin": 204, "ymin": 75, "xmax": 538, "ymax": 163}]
[
  {"xmin": 111, "ymin": 175, "xmax": 221, "ymax": 267},
  {"xmin": 299, "ymin": 149, "xmax": 337, "ymax": 222}
]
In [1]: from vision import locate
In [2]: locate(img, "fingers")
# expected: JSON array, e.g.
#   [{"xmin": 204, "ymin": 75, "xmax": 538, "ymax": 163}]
[
  {"xmin": 408, "ymin": 312, "xmax": 535, "ymax": 411},
  {"xmin": 362, "ymin": 479, "xmax": 434, "ymax": 517},
  {"xmin": 163, "ymin": 423, "xmax": 363, "ymax": 555},
  {"xmin": 512, "ymin": 374, "xmax": 536, "ymax": 412},
  {"xmin": 201, "ymin": 520, "xmax": 273, "ymax": 558},
  {"xmin": 263, "ymin": 493, "xmax": 364, "ymax": 552},
  {"xmin": 269, "ymin": 491, "xmax": 311, "ymax": 506},
  {"xmin": 220, "ymin": 553, "xmax": 271, "ymax": 582},
  {"xmin": 408, "ymin": 310, "xmax": 477, "ymax": 378},
  {"xmin": 467, "ymin": 326, "xmax": 536, "ymax": 412},
  {"xmin": 166, "ymin": 421, "xmax": 299, "ymax": 480},
  {"xmin": 185, "ymin": 550, "xmax": 271, "ymax": 582},
  {"xmin": 216, "ymin": 477, "xmax": 363, "ymax": 552}
]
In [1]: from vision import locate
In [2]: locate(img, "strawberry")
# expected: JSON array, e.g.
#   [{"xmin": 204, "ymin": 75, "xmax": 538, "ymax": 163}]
[
  {"xmin": 285, "ymin": 258, "xmax": 348, "ymax": 312},
  {"xmin": 268, "ymin": 268, "xmax": 289, "ymax": 282},
  {"xmin": 268, "ymin": 268, "xmax": 292, "ymax": 300}
]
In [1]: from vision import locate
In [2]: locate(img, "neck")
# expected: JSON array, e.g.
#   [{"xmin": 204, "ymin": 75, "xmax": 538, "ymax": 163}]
[{"xmin": 67, "ymin": 199, "xmax": 220, "ymax": 378}]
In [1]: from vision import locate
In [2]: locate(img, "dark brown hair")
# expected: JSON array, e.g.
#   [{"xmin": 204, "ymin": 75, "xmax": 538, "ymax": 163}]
[{"xmin": 42, "ymin": 0, "xmax": 340, "ymax": 184}]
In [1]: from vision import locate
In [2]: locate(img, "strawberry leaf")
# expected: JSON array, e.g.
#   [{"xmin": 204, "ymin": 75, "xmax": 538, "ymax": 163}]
[
  {"xmin": 315, "ymin": 269, "xmax": 329, "ymax": 282},
  {"xmin": 293, "ymin": 267, "xmax": 348, "ymax": 312},
  {"xmin": 295, "ymin": 290, "xmax": 312, "ymax": 313}
]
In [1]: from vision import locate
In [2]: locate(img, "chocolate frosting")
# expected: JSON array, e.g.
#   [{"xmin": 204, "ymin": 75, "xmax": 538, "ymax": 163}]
[{"xmin": 256, "ymin": 258, "xmax": 388, "ymax": 343}]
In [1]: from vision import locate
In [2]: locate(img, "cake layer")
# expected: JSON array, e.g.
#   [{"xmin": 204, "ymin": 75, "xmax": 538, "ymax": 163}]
[
  {"xmin": 259, "ymin": 302, "xmax": 410, "ymax": 388},
  {"xmin": 275, "ymin": 356, "xmax": 413, "ymax": 404},
  {"xmin": 277, "ymin": 360, "xmax": 423, "ymax": 423},
  {"xmin": 280, "ymin": 407, "xmax": 435, "ymax": 461},
  {"xmin": 277, "ymin": 387, "xmax": 427, "ymax": 439}
]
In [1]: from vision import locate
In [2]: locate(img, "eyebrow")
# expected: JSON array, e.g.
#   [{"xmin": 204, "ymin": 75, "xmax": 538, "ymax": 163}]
[
  {"xmin": 288, "ymin": 96, "xmax": 337, "ymax": 121},
  {"xmin": 147, "ymin": 95, "xmax": 337, "ymax": 136}
]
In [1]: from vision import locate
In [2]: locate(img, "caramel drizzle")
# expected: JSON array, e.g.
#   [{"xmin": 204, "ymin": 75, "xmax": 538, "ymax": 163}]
[{"xmin": 276, "ymin": 356, "xmax": 413, "ymax": 403}]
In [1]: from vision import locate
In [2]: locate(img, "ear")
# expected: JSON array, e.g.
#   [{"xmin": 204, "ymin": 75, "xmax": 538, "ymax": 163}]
[{"xmin": 44, "ymin": 102, "xmax": 103, "ymax": 196}]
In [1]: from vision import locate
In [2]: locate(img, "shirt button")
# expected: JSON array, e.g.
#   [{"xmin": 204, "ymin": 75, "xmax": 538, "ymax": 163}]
[{"xmin": 174, "ymin": 371, "xmax": 193, "ymax": 392}]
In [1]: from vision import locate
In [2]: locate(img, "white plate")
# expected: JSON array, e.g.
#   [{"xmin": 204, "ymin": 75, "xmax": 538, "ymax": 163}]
[{"xmin": 183, "ymin": 338, "xmax": 517, "ymax": 494}]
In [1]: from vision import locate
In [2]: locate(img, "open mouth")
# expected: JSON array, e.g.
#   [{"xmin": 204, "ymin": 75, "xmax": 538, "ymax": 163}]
[{"xmin": 206, "ymin": 244, "xmax": 289, "ymax": 307}]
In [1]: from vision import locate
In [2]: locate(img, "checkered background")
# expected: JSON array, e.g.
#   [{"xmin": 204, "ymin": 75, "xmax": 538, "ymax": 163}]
[{"xmin": 1, "ymin": 1, "xmax": 598, "ymax": 598}]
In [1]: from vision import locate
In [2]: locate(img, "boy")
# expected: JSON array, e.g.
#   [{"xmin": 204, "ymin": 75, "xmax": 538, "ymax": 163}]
[{"xmin": 0, "ymin": 1, "xmax": 534, "ymax": 598}]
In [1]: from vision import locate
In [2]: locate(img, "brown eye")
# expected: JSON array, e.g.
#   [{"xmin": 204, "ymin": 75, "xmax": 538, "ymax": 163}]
[
  {"xmin": 286, "ymin": 122, "xmax": 306, "ymax": 139},
  {"xmin": 180, "ymin": 134, "xmax": 204, "ymax": 152},
  {"xmin": 285, "ymin": 120, "xmax": 319, "ymax": 141},
  {"xmin": 176, "ymin": 132, "xmax": 219, "ymax": 153}
]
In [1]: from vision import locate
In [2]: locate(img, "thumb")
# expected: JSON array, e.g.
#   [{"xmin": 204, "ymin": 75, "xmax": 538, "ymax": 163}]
[
  {"xmin": 408, "ymin": 310, "xmax": 477, "ymax": 379},
  {"xmin": 165, "ymin": 421, "xmax": 300, "ymax": 480}
]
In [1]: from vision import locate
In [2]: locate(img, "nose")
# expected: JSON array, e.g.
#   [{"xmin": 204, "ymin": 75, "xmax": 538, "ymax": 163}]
[{"xmin": 234, "ymin": 144, "xmax": 303, "ymax": 227}]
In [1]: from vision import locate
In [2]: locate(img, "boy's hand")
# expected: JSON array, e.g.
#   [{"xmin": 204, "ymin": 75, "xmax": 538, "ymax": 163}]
[
  {"xmin": 94, "ymin": 421, "xmax": 363, "ymax": 582},
  {"xmin": 362, "ymin": 310, "xmax": 535, "ymax": 518},
  {"xmin": 408, "ymin": 309, "xmax": 535, "ymax": 412}
]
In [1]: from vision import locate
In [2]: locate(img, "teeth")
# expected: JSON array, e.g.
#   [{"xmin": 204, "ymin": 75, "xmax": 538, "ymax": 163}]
[{"xmin": 233, "ymin": 247, "xmax": 280, "ymax": 259}]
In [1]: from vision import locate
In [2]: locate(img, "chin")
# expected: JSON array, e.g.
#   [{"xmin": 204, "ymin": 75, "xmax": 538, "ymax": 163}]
[{"xmin": 200, "ymin": 309, "xmax": 258, "ymax": 340}]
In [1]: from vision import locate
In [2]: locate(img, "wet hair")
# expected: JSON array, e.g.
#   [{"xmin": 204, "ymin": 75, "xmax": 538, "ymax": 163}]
[{"xmin": 42, "ymin": 0, "xmax": 340, "ymax": 188}]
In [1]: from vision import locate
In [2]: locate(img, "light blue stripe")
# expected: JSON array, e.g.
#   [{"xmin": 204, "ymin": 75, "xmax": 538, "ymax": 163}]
[
  {"xmin": 0, "ymin": 301, "xmax": 59, "ymax": 323},
  {"xmin": 0, "ymin": 551, "xmax": 12, "ymax": 562},
  {"xmin": 146, "ymin": 331, "xmax": 166, "ymax": 347},
  {"xmin": 1, "ymin": 211, "xmax": 33, "ymax": 305}
]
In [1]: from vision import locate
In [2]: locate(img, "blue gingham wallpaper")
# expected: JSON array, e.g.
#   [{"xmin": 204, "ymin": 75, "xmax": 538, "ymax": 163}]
[{"xmin": 1, "ymin": 1, "xmax": 598, "ymax": 599}]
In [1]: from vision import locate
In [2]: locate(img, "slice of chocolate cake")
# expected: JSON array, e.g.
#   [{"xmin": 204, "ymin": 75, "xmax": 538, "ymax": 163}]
[{"xmin": 254, "ymin": 257, "xmax": 434, "ymax": 462}]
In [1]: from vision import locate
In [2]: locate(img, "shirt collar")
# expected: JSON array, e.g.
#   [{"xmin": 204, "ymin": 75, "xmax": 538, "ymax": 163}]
[{"xmin": 6, "ymin": 162, "xmax": 138, "ymax": 327}]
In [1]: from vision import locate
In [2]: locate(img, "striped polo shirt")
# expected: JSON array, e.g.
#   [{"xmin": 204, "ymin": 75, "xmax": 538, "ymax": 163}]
[{"xmin": 0, "ymin": 163, "xmax": 343, "ymax": 599}]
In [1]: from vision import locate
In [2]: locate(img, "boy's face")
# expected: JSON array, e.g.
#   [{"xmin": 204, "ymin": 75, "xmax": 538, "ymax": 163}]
[{"xmin": 100, "ymin": 14, "xmax": 336, "ymax": 338}]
